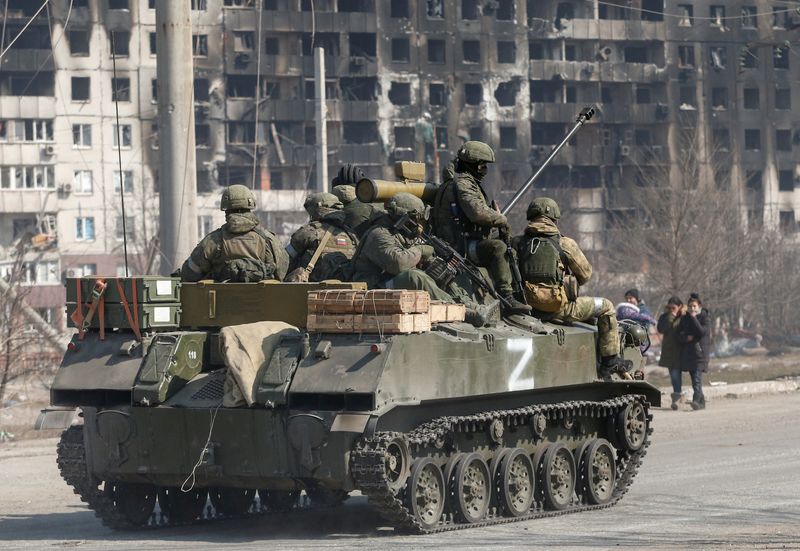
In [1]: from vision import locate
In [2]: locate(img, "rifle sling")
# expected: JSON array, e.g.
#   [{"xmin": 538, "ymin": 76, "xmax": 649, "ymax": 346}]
[{"xmin": 305, "ymin": 227, "xmax": 334, "ymax": 273}]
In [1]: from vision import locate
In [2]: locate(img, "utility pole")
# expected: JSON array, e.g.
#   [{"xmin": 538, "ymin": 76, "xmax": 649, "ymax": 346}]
[
  {"xmin": 156, "ymin": 0, "xmax": 197, "ymax": 275},
  {"xmin": 314, "ymin": 47, "xmax": 328, "ymax": 193}
]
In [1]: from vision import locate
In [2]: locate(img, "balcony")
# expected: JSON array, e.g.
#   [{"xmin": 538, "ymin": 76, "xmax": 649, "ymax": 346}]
[
  {"xmin": 530, "ymin": 60, "xmax": 666, "ymax": 83},
  {"xmin": 537, "ymin": 18, "xmax": 666, "ymax": 41}
]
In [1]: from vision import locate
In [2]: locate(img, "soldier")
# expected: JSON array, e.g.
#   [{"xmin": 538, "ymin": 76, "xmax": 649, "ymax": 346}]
[
  {"xmin": 331, "ymin": 184, "xmax": 377, "ymax": 237},
  {"xmin": 285, "ymin": 192, "xmax": 358, "ymax": 282},
  {"xmin": 351, "ymin": 192, "xmax": 498, "ymax": 325},
  {"xmin": 431, "ymin": 141, "xmax": 530, "ymax": 315},
  {"xmin": 180, "ymin": 184, "xmax": 288, "ymax": 283},
  {"xmin": 514, "ymin": 197, "xmax": 627, "ymax": 377}
]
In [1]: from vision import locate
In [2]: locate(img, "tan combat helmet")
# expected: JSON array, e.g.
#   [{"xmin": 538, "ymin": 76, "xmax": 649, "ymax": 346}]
[{"xmin": 220, "ymin": 184, "xmax": 256, "ymax": 212}]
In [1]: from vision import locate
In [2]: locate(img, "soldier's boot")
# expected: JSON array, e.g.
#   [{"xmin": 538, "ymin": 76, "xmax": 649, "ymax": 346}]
[
  {"xmin": 464, "ymin": 299, "xmax": 501, "ymax": 327},
  {"xmin": 598, "ymin": 355, "xmax": 634, "ymax": 381},
  {"xmin": 670, "ymin": 392, "xmax": 682, "ymax": 411},
  {"xmin": 690, "ymin": 395, "xmax": 706, "ymax": 410},
  {"xmin": 501, "ymin": 294, "xmax": 532, "ymax": 316}
]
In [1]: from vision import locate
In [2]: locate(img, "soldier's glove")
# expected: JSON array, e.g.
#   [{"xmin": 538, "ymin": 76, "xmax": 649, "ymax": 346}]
[
  {"xmin": 498, "ymin": 222, "xmax": 512, "ymax": 242},
  {"xmin": 417, "ymin": 244, "xmax": 435, "ymax": 264}
]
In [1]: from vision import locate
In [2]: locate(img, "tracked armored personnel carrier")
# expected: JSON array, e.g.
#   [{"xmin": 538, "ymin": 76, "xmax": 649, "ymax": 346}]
[{"xmin": 43, "ymin": 276, "xmax": 659, "ymax": 533}]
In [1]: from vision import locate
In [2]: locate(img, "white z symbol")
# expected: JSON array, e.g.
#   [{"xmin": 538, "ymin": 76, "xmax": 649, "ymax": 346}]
[{"xmin": 507, "ymin": 339, "xmax": 534, "ymax": 391}]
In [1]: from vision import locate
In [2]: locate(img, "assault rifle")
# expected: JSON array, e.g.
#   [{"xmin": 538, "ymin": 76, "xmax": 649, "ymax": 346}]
[{"xmin": 395, "ymin": 215, "xmax": 515, "ymax": 310}]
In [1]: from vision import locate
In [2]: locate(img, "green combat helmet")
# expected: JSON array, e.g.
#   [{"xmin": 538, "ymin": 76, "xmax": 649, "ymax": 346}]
[
  {"xmin": 527, "ymin": 197, "xmax": 561, "ymax": 221},
  {"xmin": 304, "ymin": 192, "xmax": 343, "ymax": 220},
  {"xmin": 457, "ymin": 141, "xmax": 496, "ymax": 164},
  {"xmin": 220, "ymin": 184, "xmax": 256, "ymax": 212},
  {"xmin": 385, "ymin": 192, "xmax": 427, "ymax": 222}
]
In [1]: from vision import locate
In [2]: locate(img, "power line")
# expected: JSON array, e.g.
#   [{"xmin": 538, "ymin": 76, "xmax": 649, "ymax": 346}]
[
  {"xmin": 590, "ymin": 0, "xmax": 797, "ymax": 23},
  {"xmin": 111, "ymin": 30, "xmax": 130, "ymax": 277},
  {"xmin": 0, "ymin": 0, "xmax": 50, "ymax": 62}
]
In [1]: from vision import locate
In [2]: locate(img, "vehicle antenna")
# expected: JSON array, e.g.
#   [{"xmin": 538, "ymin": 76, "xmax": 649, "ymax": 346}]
[{"xmin": 111, "ymin": 30, "xmax": 129, "ymax": 277}]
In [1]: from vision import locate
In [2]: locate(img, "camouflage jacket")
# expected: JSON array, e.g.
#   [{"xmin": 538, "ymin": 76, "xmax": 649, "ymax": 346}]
[
  {"xmin": 350, "ymin": 214, "xmax": 426, "ymax": 288},
  {"xmin": 514, "ymin": 217, "xmax": 593, "ymax": 286},
  {"xmin": 287, "ymin": 211, "xmax": 358, "ymax": 281},
  {"xmin": 181, "ymin": 212, "xmax": 289, "ymax": 282},
  {"xmin": 432, "ymin": 170, "xmax": 506, "ymax": 250}
]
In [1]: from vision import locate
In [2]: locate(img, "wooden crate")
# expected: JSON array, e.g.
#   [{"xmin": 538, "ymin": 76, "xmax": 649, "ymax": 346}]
[
  {"xmin": 307, "ymin": 312, "xmax": 431, "ymax": 334},
  {"xmin": 308, "ymin": 290, "xmax": 430, "ymax": 315},
  {"xmin": 429, "ymin": 302, "xmax": 466, "ymax": 323}
]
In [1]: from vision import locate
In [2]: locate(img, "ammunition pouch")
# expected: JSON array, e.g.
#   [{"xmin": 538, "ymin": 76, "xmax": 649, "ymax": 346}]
[
  {"xmin": 425, "ymin": 257, "xmax": 456, "ymax": 289},
  {"xmin": 564, "ymin": 274, "xmax": 579, "ymax": 302},
  {"xmin": 214, "ymin": 258, "xmax": 276, "ymax": 283},
  {"xmin": 523, "ymin": 282, "xmax": 566, "ymax": 313}
]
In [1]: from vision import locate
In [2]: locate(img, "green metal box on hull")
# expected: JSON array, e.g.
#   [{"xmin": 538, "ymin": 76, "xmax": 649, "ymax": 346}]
[
  {"xmin": 66, "ymin": 302, "xmax": 182, "ymax": 330},
  {"xmin": 66, "ymin": 277, "xmax": 181, "ymax": 304}
]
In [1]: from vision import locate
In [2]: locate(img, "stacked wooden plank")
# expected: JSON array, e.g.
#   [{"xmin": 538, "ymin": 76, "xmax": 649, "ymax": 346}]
[
  {"xmin": 429, "ymin": 301, "xmax": 467, "ymax": 323},
  {"xmin": 307, "ymin": 290, "xmax": 441, "ymax": 334}
]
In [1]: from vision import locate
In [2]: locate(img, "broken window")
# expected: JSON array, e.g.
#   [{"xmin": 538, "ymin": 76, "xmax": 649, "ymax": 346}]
[
  {"xmin": 739, "ymin": 46, "xmax": 758, "ymax": 69},
  {"xmin": 741, "ymin": 6, "xmax": 757, "ymax": 29},
  {"xmin": 773, "ymin": 6, "xmax": 788, "ymax": 29},
  {"xmin": 338, "ymin": 0, "xmax": 373, "ymax": 12},
  {"xmin": 227, "ymin": 122, "xmax": 255, "ymax": 144},
  {"xmin": 744, "ymin": 129, "xmax": 760, "ymax": 151},
  {"xmin": 641, "ymin": 0, "xmax": 663, "ymax": 21},
  {"xmin": 463, "ymin": 40, "xmax": 480, "ymax": 63},
  {"xmin": 778, "ymin": 171, "xmax": 795, "ymax": 191},
  {"xmin": 429, "ymin": 83, "xmax": 446, "ymax": 106},
  {"xmin": 394, "ymin": 126, "xmax": 414, "ymax": 149},
  {"xmin": 192, "ymin": 0, "xmax": 207, "ymax": 9},
  {"xmin": 530, "ymin": 81, "xmax": 556, "ymax": 103},
  {"xmin": 775, "ymin": 88, "xmax": 791, "ymax": 110},
  {"xmin": 677, "ymin": 4, "xmax": 693, "ymax": 26},
  {"xmin": 196, "ymin": 124, "xmax": 210, "ymax": 147},
  {"xmin": 565, "ymin": 86, "xmax": 576, "ymax": 103},
  {"xmin": 227, "ymin": 75, "xmax": 257, "ymax": 98},
  {"xmin": 554, "ymin": 3, "xmax": 574, "ymax": 30},
  {"xmin": 464, "ymin": 83, "xmax": 482, "ymax": 105},
  {"xmin": 194, "ymin": 78, "xmax": 209, "ymax": 102},
  {"xmin": 529, "ymin": 42, "xmax": 544, "ymax": 60},
  {"xmin": 462, "ymin": 0, "xmax": 480, "ymax": 20},
  {"xmin": 564, "ymin": 44, "xmax": 576, "ymax": 61},
  {"xmin": 746, "ymin": 170, "xmax": 762, "ymax": 190},
  {"xmin": 261, "ymin": 80, "xmax": 280, "ymax": 99},
  {"xmin": 391, "ymin": 0, "xmax": 409, "ymax": 18},
  {"xmin": 109, "ymin": 0, "xmax": 128, "ymax": 10},
  {"xmin": 193, "ymin": 34, "xmax": 208, "ymax": 57},
  {"xmin": 111, "ymin": 77, "xmax": 130, "ymax": 102},
  {"xmin": 624, "ymin": 46, "xmax": 647, "ymax": 63},
  {"xmin": 340, "ymin": 77, "xmax": 377, "ymax": 101},
  {"xmin": 495, "ymin": 0, "xmax": 514, "ymax": 20},
  {"xmin": 531, "ymin": 123, "xmax": 565, "ymax": 145},
  {"xmin": 113, "ymin": 124, "xmax": 132, "ymax": 148},
  {"xmin": 601, "ymin": 86, "xmax": 611, "ymax": 103},
  {"xmin": 743, "ymin": 88, "xmax": 759, "ymax": 109},
  {"xmin": 303, "ymin": 33, "xmax": 340, "ymax": 56},
  {"xmin": 635, "ymin": 86, "xmax": 651, "ymax": 104},
  {"xmin": 427, "ymin": 0, "xmax": 444, "ymax": 18},
  {"xmin": 69, "ymin": 30, "xmax": 90, "ymax": 56},
  {"xmin": 109, "ymin": 31, "xmax": 129, "ymax": 57},
  {"xmin": 711, "ymin": 87, "xmax": 727, "ymax": 110},
  {"xmin": 709, "ymin": 5, "xmax": 725, "ymax": 28},
  {"xmin": 71, "ymin": 77, "xmax": 90, "ymax": 101},
  {"xmin": 233, "ymin": 31, "xmax": 255, "ymax": 52},
  {"xmin": 499, "ymin": 126, "xmax": 516, "ymax": 149},
  {"xmin": 435, "ymin": 127, "xmax": 448, "ymax": 148},
  {"xmin": 224, "ymin": 0, "xmax": 254, "ymax": 6},
  {"xmin": 634, "ymin": 129, "xmax": 651, "ymax": 146},
  {"xmin": 428, "ymin": 39, "xmax": 446, "ymax": 64},
  {"xmin": 349, "ymin": 33, "xmax": 376, "ymax": 57},
  {"xmin": 494, "ymin": 81, "xmax": 518, "ymax": 107},
  {"xmin": 149, "ymin": 32, "xmax": 157, "ymax": 55},
  {"xmin": 776, "ymin": 130, "xmax": 791, "ymax": 151},
  {"xmin": 343, "ymin": 122, "xmax": 379, "ymax": 144},
  {"xmin": 469, "ymin": 126, "xmax": 482, "ymax": 140},
  {"xmin": 497, "ymin": 41, "xmax": 516, "ymax": 63},
  {"xmin": 389, "ymin": 82, "xmax": 411, "ymax": 105},
  {"xmin": 712, "ymin": 128, "xmax": 729, "ymax": 151},
  {"xmin": 265, "ymin": 37, "xmax": 279, "ymax": 55},
  {"xmin": 774, "ymin": 46, "xmax": 789, "ymax": 70},
  {"xmin": 679, "ymin": 86, "xmax": 695, "ymax": 108},
  {"xmin": 678, "ymin": 45, "xmax": 695, "ymax": 67},
  {"xmin": 709, "ymin": 47, "xmax": 727, "ymax": 70},
  {"xmin": 392, "ymin": 38, "xmax": 410, "ymax": 63}
]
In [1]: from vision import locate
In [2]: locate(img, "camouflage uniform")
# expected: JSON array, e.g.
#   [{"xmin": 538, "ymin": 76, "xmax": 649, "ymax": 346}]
[
  {"xmin": 286, "ymin": 205, "xmax": 358, "ymax": 282},
  {"xmin": 431, "ymin": 142, "xmax": 518, "ymax": 303},
  {"xmin": 515, "ymin": 202, "xmax": 619, "ymax": 358},
  {"xmin": 331, "ymin": 184, "xmax": 378, "ymax": 237},
  {"xmin": 181, "ymin": 212, "xmax": 288, "ymax": 283}
]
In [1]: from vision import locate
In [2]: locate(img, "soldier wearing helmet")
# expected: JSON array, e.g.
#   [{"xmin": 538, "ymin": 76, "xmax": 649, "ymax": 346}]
[
  {"xmin": 431, "ymin": 141, "xmax": 530, "ymax": 315},
  {"xmin": 514, "ymin": 197, "xmax": 627, "ymax": 378},
  {"xmin": 180, "ymin": 184, "xmax": 288, "ymax": 283},
  {"xmin": 285, "ymin": 192, "xmax": 359, "ymax": 282},
  {"xmin": 351, "ymin": 193, "xmax": 499, "ymax": 325}
]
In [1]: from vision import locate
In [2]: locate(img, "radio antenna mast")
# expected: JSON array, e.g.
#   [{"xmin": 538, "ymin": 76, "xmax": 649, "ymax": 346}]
[{"xmin": 111, "ymin": 30, "xmax": 130, "ymax": 277}]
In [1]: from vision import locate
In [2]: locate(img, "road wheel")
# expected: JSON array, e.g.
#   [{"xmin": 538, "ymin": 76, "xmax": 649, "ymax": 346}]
[
  {"xmin": 258, "ymin": 488, "xmax": 299, "ymax": 512},
  {"xmin": 497, "ymin": 448, "xmax": 534, "ymax": 517},
  {"xmin": 452, "ymin": 452, "xmax": 491, "ymax": 523},
  {"xmin": 104, "ymin": 482, "xmax": 156, "ymax": 526},
  {"xmin": 405, "ymin": 458, "xmax": 445, "ymax": 529},
  {"xmin": 541, "ymin": 443, "xmax": 575, "ymax": 510},
  {"xmin": 209, "ymin": 487, "xmax": 255, "ymax": 517},
  {"xmin": 580, "ymin": 439, "xmax": 617, "ymax": 505},
  {"xmin": 616, "ymin": 401, "xmax": 648, "ymax": 452}
]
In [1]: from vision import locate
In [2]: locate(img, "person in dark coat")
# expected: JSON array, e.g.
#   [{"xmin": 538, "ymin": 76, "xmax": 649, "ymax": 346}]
[
  {"xmin": 657, "ymin": 296, "xmax": 684, "ymax": 410},
  {"xmin": 676, "ymin": 292, "xmax": 711, "ymax": 410}
]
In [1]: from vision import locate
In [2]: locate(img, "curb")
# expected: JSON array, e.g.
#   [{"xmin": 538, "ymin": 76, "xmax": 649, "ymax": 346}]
[{"xmin": 659, "ymin": 379, "xmax": 799, "ymax": 401}]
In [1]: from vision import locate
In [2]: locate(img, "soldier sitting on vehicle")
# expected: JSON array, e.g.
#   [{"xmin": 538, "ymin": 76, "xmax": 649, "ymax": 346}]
[
  {"xmin": 180, "ymin": 185, "xmax": 288, "ymax": 283},
  {"xmin": 431, "ymin": 141, "xmax": 530, "ymax": 316},
  {"xmin": 514, "ymin": 197, "xmax": 628, "ymax": 377},
  {"xmin": 330, "ymin": 163, "xmax": 379, "ymax": 237},
  {"xmin": 285, "ymin": 192, "xmax": 358, "ymax": 282},
  {"xmin": 351, "ymin": 192, "xmax": 497, "ymax": 326}
]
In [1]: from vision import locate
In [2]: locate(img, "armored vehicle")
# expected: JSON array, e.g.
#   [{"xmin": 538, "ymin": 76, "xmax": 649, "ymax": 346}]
[{"xmin": 43, "ymin": 276, "xmax": 659, "ymax": 533}]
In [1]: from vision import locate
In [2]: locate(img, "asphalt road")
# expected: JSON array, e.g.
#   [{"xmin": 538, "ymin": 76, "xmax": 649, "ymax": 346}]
[{"xmin": 2, "ymin": 392, "xmax": 800, "ymax": 550}]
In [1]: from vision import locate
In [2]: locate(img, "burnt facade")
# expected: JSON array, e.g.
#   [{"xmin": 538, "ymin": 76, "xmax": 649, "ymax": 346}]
[{"xmin": 0, "ymin": 0, "xmax": 799, "ymax": 330}]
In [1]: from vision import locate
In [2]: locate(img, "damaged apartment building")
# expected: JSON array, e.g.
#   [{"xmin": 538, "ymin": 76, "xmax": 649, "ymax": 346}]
[{"xmin": 1, "ymin": 0, "xmax": 799, "ymax": 330}]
